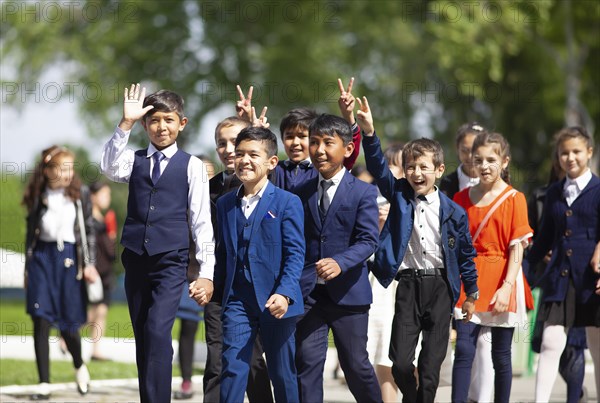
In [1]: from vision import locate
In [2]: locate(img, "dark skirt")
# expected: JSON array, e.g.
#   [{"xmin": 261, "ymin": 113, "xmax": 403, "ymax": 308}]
[
  {"xmin": 26, "ymin": 241, "xmax": 87, "ymax": 331},
  {"xmin": 538, "ymin": 280, "xmax": 600, "ymax": 328}
]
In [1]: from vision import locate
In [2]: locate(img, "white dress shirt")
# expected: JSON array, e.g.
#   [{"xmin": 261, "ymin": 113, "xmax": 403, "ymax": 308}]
[
  {"xmin": 563, "ymin": 168, "xmax": 592, "ymax": 206},
  {"xmin": 39, "ymin": 188, "xmax": 77, "ymax": 249},
  {"xmin": 457, "ymin": 164, "xmax": 480, "ymax": 191},
  {"xmin": 238, "ymin": 181, "xmax": 269, "ymax": 219},
  {"xmin": 399, "ymin": 188, "xmax": 444, "ymax": 272},
  {"xmin": 100, "ymin": 126, "xmax": 215, "ymax": 280}
]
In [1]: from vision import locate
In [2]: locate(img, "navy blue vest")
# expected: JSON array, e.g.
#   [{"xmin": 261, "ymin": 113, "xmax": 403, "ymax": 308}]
[
  {"xmin": 233, "ymin": 199, "xmax": 259, "ymax": 286},
  {"xmin": 121, "ymin": 149, "xmax": 191, "ymax": 256}
]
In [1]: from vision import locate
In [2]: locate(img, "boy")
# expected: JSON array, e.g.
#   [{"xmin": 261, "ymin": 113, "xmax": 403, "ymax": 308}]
[
  {"xmin": 100, "ymin": 84, "xmax": 214, "ymax": 403},
  {"xmin": 209, "ymin": 126, "xmax": 305, "ymax": 402},
  {"xmin": 236, "ymin": 79, "xmax": 362, "ymax": 193},
  {"xmin": 202, "ymin": 116, "xmax": 273, "ymax": 403},
  {"xmin": 294, "ymin": 114, "xmax": 382, "ymax": 403},
  {"xmin": 357, "ymin": 96, "xmax": 478, "ymax": 403}
]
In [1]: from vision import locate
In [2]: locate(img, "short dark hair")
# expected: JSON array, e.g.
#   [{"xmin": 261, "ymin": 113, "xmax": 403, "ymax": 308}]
[
  {"xmin": 235, "ymin": 127, "xmax": 278, "ymax": 157},
  {"xmin": 279, "ymin": 108, "xmax": 318, "ymax": 139},
  {"xmin": 384, "ymin": 143, "xmax": 404, "ymax": 167},
  {"xmin": 402, "ymin": 138, "xmax": 444, "ymax": 170},
  {"xmin": 143, "ymin": 90, "xmax": 185, "ymax": 120},
  {"xmin": 308, "ymin": 114, "xmax": 352, "ymax": 145}
]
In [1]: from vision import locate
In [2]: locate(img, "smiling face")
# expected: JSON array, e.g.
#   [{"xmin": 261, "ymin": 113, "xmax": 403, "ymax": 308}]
[
  {"xmin": 283, "ymin": 125, "xmax": 310, "ymax": 163},
  {"xmin": 216, "ymin": 123, "xmax": 246, "ymax": 172},
  {"xmin": 142, "ymin": 111, "xmax": 188, "ymax": 150},
  {"xmin": 309, "ymin": 133, "xmax": 354, "ymax": 179},
  {"xmin": 557, "ymin": 137, "xmax": 593, "ymax": 180},
  {"xmin": 234, "ymin": 139, "xmax": 278, "ymax": 187},
  {"xmin": 472, "ymin": 144, "xmax": 509, "ymax": 184},
  {"xmin": 404, "ymin": 152, "xmax": 444, "ymax": 196}
]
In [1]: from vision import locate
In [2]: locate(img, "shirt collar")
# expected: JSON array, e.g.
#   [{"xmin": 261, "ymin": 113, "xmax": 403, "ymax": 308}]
[
  {"xmin": 283, "ymin": 158, "xmax": 312, "ymax": 168},
  {"xmin": 147, "ymin": 142, "xmax": 178, "ymax": 159},
  {"xmin": 415, "ymin": 187, "xmax": 440, "ymax": 205},
  {"xmin": 236, "ymin": 180, "xmax": 270, "ymax": 201},
  {"xmin": 456, "ymin": 164, "xmax": 479, "ymax": 190},
  {"xmin": 564, "ymin": 168, "xmax": 592, "ymax": 191},
  {"xmin": 318, "ymin": 167, "xmax": 346, "ymax": 186}
]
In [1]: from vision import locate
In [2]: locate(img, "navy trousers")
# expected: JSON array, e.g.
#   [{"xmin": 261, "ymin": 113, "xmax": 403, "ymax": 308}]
[{"xmin": 122, "ymin": 248, "xmax": 187, "ymax": 403}]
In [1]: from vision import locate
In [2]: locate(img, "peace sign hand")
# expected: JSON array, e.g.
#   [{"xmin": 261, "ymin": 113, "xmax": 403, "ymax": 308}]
[
  {"xmin": 356, "ymin": 96, "xmax": 374, "ymax": 136},
  {"xmin": 236, "ymin": 85, "xmax": 254, "ymax": 121},
  {"xmin": 337, "ymin": 77, "xmax": 356, "ymax": 125},
  {"xmin": 251, "ymin": 106, "xmax": 270, "ymax": 129}
]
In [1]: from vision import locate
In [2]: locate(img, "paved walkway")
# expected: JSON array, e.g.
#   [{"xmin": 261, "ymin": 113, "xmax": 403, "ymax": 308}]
[{"xmin": 0, "ymin": 334, "xmax": 597, "ymax": 402}]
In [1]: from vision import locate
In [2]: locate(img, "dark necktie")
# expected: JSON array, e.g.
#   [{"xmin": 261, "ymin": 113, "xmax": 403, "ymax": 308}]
[
  {"xmin": 152, "ymin": 152, "xmax": 165, "ymax": 184},
  {"xmin": 320, "ymin": 180, "xmax": 333, "ymax": 217},
  {"xmin": 417, "ymin": 194, "xmax": 427, "ymax": 201}
]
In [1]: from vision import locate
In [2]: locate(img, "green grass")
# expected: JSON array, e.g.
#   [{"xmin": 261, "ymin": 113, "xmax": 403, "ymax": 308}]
[
  {"xmin": 1, "ymin": 299, "xmax": 205, "ymax": 341},
  {"xmin": 0, "ymin": 173, "xmax": 27, "ymax": 253}
]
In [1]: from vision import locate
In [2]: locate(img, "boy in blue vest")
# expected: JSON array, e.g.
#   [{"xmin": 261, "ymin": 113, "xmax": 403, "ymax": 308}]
[
  {"xmin": 357, "ymin": 96, "xmax": 478, "ymax": 403},
  {"xmin": 101, "ymin": 83, "xmax": 215, "ymax": 403},
  {"xmin": 207, "ymin": 126, "xmax": 305, "ymax": 402}
]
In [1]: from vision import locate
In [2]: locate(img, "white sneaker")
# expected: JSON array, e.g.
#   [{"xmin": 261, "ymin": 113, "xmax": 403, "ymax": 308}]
[
  {"xmin": 30, "ymin": 382, "xmax": 50, "ymax": 400},
  {"xmin": 75, "ymin": 364, "xmax": 90, "ymax": 395}
]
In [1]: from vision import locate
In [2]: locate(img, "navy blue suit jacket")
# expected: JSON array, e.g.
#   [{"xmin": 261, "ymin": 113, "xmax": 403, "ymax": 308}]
[
  {"xmin": 215, "ymin": 181, "xmax": 305, "ymax": 318},
  {"xmin": 525, "ymin": 174, "xmax": 600, "ymax": 304},
  {"xmin": 295, "ymin": 170, "xmax": 379, "ymax": 306},
  {"xmin": 362, "ymin": 134, "xmax": 478, "ymax": 308}
]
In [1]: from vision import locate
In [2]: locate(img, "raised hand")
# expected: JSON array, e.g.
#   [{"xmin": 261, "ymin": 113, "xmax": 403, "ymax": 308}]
[
  {"xmin": 119, "ymin": 83, "xmax": 154, "ymax": 131},
  {"xmin": 236, "ymin": 85, "xmax": 253, "ymax": 121},
  {"xmin": 356, "ymin": 96, "xmax": 374, "ymax": 136},
  {"xmin": 250, "ymin": 106, "xmax": 270, "ymax": 129},
  {"xmin": 337, "ymin": 77, "xmax": 356, "ymax": 124}
]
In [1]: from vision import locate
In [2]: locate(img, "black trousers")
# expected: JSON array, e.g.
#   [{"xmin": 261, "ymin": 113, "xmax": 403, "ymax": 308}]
[
  {"xmin": 202, "ymin": 300, "xmax": 273, "ymax": 403},
  {"xmin": 389, "ymin": 274, "xmax": 452, "ymax": 403}
]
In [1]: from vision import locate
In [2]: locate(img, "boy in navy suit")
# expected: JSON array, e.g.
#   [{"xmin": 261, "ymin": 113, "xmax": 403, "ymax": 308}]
[
  {"xmin": 208, "ymin": 126, "xmax": 305, "ymax": 403},
  {"xmin": 101, "ymin": 84, "xmax": 214, "ymax": 403},
  {"xmin": 295, "ymin": 114, "xmax": 382, "ymax": 403},
  {"xmin": 357, "ymin": 96, "xmax": 478, "ymax": 403}
]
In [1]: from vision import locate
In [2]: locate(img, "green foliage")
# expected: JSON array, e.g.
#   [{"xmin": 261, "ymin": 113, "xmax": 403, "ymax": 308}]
[
  {"xmin": 2, "ymin": 0, "xmax": 599, "ymax": 195},
  {"xmin": 0, "ymin": 172, "xmax": 26, "ymax": 253}
]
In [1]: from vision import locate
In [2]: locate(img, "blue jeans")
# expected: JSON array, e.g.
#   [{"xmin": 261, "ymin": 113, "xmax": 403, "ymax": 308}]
[{"xmin": 452, "ymin": 321, "xmax": 515, "ymax": 403}]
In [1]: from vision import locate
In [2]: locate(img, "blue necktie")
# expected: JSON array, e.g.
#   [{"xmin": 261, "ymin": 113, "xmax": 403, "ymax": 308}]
[{"xmin": 152, "ymin": 152, "xmax": 165, "ymax": 184}]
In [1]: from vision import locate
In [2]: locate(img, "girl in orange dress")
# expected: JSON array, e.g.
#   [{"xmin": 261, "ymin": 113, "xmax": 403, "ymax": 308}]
[{"xmin": 451, "ymin": 132, "xmax": 533, "ymax": 403}]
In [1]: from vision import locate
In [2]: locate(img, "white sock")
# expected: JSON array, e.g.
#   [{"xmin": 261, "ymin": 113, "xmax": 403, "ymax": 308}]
[
  {"xmin": 535, "ymin": 324, "xmax": 567, "ymax": 402},
  {"xmin": 468, "ymin": 326, "xmax": 494, "ymax": 402},
  {"xmin": 585, "ymin": 326, "xmax": 600, "ymax": 400}
]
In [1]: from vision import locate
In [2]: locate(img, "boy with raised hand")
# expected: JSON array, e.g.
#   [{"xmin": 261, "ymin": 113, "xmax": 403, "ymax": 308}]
[
  {"xmin": 101, "ymin": 83, "xmax": 214, "ymax": 403},
  {"xmin": 357, "ymin": 96, "xmax": 478, "ymax": 403},
  {"xmin": 206, "ymin": 126, "xmax": 305, "ymax": 402},
  {"xmin": 294, "ymin": 113, "xmax": 382, "ymax": 403},
  {"xmin": 235, "ymin": 79, "xmax": 362, "ymax": 193}
]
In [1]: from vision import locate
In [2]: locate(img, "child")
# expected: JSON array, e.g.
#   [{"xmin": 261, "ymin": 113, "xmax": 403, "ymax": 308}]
[
  {"xmin": 524, "ymin": 126, "xmax": 600, "ymax": 402},
  {"xmin": 236, "ymin": 79, "xmax": 362, "ymax": 193},
  {"xmin": 451, "ymin": 131, "xmax": 533, "ymax": 403},
  {"xmin": 357, "ymin": 96, "xmax": 479, "ymax": 403},
  {"xmin": 208, "ymin": 126, "xmax": 305, "ymax": 402},
  {"xmin": 23, "ymin": 145, "xmax": 99, "ymax": 399},
  {"xmin": 439, "ymin": 122, "xmax": 484, "ymax": 199},
  {"xmin": 201, "ymin": 118, "xmax": 273, "ymax": 403},
  {"xmin": 294, "ymin": 113, "xmax": 382, "ymax": 403},
  {"xmin": 100, "ymin": 83, "xmax": 215, "ymax": 403},
  {"xmin": 87, "ymin": 181, "xmax": 117, "ymax": 362}
]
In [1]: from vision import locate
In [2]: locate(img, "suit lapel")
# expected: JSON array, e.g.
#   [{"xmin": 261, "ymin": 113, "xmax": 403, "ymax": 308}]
[
  {"xmin": 225, "ymin": 191, "xmax": 238, "ymax": 252},
  {"xmin": 250, "ymin": 182, "xmax": 275, "ymax": 240},
  {"xmin": 306, "ymin": 177, "xmax": 322, "ymax": 231},
  {"xmin": 322, "ymin": 171, "xmax": 352, "ymax": 227}
]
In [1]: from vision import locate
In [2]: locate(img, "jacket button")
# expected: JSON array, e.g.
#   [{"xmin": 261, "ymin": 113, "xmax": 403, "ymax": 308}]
[
  {"xmin": 565, "ymin": 209, "xmax": 573, "ymax": 217},
  {"xmin": 150, "ymin": 205, "xmax": 155, "ymax": 210},
  {"xmin": 146, "ymin": 224, "xmax": 151, "ymax": 228},
  {"xmin": 321, "ymin": 236, "xmax": 326, "ymax": 242},
  {"xmin": 565, "ymin": 249, "xmax": 573, "ymax": 257},
  {"xmin": 564, "ymin": 229, "xmax": 572, "ymax": 237},
  {"xmin": 560, "ymin": 269, "xmax": 569, "ymax": 277},
  {"xmin": 144, "ymin": 239, "xmax": 149, "ymax": 243}
]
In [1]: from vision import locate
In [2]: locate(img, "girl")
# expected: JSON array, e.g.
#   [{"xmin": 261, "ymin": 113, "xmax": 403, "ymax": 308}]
[
  {"xmin": 87, "ymin": 181, "xmax": 117, "ymax": 361},
  {"xmin": 525, "ymin": 126, "xmax": 600, "ymax": 402},
  {"xmin": 23, "ymin": 146, "xmax": 98, "ymax": 399},
  {"xmin": 451, "ymin": 132, "xmax": 533, "ymax": 403}
]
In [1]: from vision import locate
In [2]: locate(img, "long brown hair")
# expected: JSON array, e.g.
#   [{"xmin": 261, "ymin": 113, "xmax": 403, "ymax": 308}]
[{"xmin": 22, "ymin": 146, "xmax": 82, "ymax": 212}]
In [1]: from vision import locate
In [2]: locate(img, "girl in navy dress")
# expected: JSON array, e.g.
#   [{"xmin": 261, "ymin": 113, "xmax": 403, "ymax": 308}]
[
  {"xmin": 525, "ymin": 127, "xmax": 600, "ymax": 402},
  {"xmin": 23, "ymin": 145, "xmax": 99, "ymax": 400}
]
